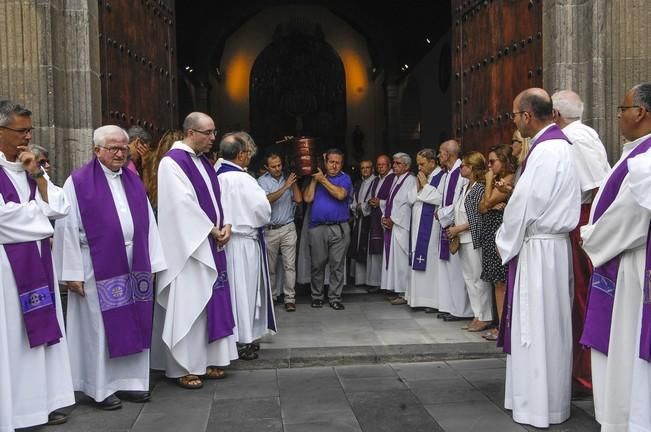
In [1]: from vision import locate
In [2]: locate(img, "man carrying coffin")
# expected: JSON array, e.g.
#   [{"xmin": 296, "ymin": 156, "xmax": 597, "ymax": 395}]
[
  {"xmin": 349, "ymin": 159, "xmax": 375, "ymax": 287},
  {"xmin": 54, "ymin": 125, "xmax": 166, "ymax": 408},
  {"xmin": 366, "ymin": 155, "xmax": 394, "ymax": 292},
  {"xmin": 496, "ymin": 88, "xmax": 580, "ymax": 428},
  {"xmin": 580, "ymin": 83, "xmax": 651, "ymax": 431},
  {"xmin": 155, "ymin": 112, "xmax": 238, "ymax": 390},
  {"xmin": 381, "ymin": 152, "xmax": 417, "ymax": 304},
  {"xmin": 407, "ymin": 149, "xmax": 444, "ymax": 311},
  {"xmin": 217, "ymin": 132, "xmax": 275, "ymax": 360},
  {"xmin": 435, "ymin": 140, "xmax": 472, "ymax": 321},
  {"xmin": 0, "ymin": 100, "xmax": 74, "ymax": 430}
]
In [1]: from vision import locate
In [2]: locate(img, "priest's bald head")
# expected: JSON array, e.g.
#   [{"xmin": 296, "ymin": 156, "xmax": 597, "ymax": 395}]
[
  {"xmin": 219, "ymin": 132, "xmax": 253, "ymax": 169},
  {"xmin": 512, "ymin": 88, "xmax": 554, "ymax": 138},
  {"xmin": 182, "ymin": 112, "xmax": 216, "ymax": 155},
  {"xmin": 618, "ymin": 83, "xmax": 651, "ymax": 142},
  {"xmin": 438, "ymin": 139, "xmax": 461, "ymax": 170}
]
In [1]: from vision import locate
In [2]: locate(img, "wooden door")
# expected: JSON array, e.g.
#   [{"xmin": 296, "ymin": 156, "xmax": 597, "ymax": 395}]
[
  {"xmin": 451, "ymin": 0, "xmax": 543, "ymax": 154},
  {"xmin": 98, "ymin": 0, "xmax": 178, "ymax": 139}
]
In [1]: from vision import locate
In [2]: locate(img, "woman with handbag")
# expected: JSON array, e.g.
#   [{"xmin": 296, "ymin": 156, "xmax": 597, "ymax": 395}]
[{"xmin": 446, "ymin": 151, "xmax": 493, "ymax": 332}]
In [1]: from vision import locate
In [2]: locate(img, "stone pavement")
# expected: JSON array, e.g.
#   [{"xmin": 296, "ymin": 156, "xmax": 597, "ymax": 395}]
[{"xmin": 23, "ymin": 291, "xmax": 599, "ymax": 431}]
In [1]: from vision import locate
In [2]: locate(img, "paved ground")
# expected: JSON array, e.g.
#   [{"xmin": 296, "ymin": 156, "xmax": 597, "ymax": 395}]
[{"xmin": 23, "ymin": 290, "xmax": 599, "ymax": 431}]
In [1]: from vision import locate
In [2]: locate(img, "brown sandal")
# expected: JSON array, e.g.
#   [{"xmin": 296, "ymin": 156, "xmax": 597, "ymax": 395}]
[
  {"xmin": 204, "ymin": 366, "xmax": 226, "ymax": 380},
  {"xmin": 177, "ymin": 374, "xmax": 203, "ymax": 389}
]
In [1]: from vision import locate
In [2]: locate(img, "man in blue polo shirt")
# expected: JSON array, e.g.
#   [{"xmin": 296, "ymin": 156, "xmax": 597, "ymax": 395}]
[{"xmin": 303, "ymin": 148, "xmax": 352, "ymax": 310}]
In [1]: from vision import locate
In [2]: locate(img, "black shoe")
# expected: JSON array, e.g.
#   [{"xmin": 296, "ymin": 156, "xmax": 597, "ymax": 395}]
[
  {"xmin": 437, "ymin": 312, "xmax": 450, "ymax": 319},
  {"xmin": 115, "ymin": 390, "xmax": 151, "ymax": 403},
  {"xmin": 47, "ymin": 411, "xmax": 68, "ymax": 425},
  {"xmin": 366, "ymin": 286, "xmax": 380, "ymax": 293},
  {"xmin": 95, "ymin": 394, "xmax": 122, "ymax": 410},
  {"xmin": 311, "ymin": 299, "xmax": 324, "ymax": 308},
  {"xmin": 443, "ymin": 315, "xmax": 471, "ymax": 322},
  {"xmin": 424, "ymin": 307, "xmax": 438, "ymax": 314},
  {"xmin": 238, "ymin": 345, "xmax": 259, "ymax": 360},
  {"xmin": 250, "ymin": 342, "xmax": 260, "ymax": 352},
  {"xmin": 329, "ymin": 301, "xmax": 345, "ymax": 310}
]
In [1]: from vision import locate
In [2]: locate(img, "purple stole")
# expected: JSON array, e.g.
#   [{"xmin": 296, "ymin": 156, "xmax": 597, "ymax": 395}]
[
  {"xmin": 412, "ymin": 170, "xmax": 445, "ymax": 270},
  {"xmin": 383, "ymin": 173, "xmax": 413, "ymax": 269},
  {"xmin": 439, "ymin": 166, "xmax": 461, "ymax": 260},
  {"xmin": 0, "ymin": 168, "xmax": 62, "ymax": 348},
  {"xmin": 369, "ymin": 173, "xmax": 395, "ymax": 254},
  {"xmin": 72, "ymin": 159, "xmax": 152, "ymax": 358},
  {"xmin": 166, "ymin": 150, "xmax": 236, "ymax": 341},
  {"xmin": 349, "ymin": 178, "xmax": 374, "ymax": 263},
  {"xmin": 497, "ymin": 124, "xmax": 571, "ymax": 353},
  {"xmin": 216, "ymin": 162, "xmax": 277, "ymax": 332},
  {"xmin": 580, "ymin": 136, "xmax": 651, "ymax": 361}
]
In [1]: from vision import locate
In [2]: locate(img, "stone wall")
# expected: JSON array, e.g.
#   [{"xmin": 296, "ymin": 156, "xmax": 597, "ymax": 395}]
[
  {"xmin": 0, "ymin": 0, "xmax": 101, "ymax": 183},
  {"xmin": 543, "ymin": 0, "xmax": 651, "ymax": 163}
]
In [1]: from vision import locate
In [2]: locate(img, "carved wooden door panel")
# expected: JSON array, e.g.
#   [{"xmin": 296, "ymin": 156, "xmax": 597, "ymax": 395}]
[
  {"xmin": 451, "ymin": 0, "xmax": 543, "ymax": 155},
  {"xmin": 98, "ymin": 0, "xmax": 178, "ymax": 139}
]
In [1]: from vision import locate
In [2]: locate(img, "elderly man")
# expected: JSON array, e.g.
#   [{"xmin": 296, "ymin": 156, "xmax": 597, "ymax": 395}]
[
  {"xmin": 552, "ymin": 89, "xmax": 611, "ymax": 396},
  {"xmin": 155, "ymin": 112, "xmax": 238, "ymax": 390},
  {"xmin": 0, "ymin": 100, "xmax": 74, "ymax": 429},
  {"xmin": 381, "ymin": 152, "xmax": 417, "ymax": 304},
  {"xmin": 580, "ymin": 83, "xmax": 651, "ymax": 432},
  {"xmin": 125, "ymin": 126, "xmax": 151, "ymax": 177},
  {"xmin": 29, "ymin": 144, "xmax": 51, "ymax": 174},
  {"xmin": 304, "ymin": 148, "xmax": 352, "ymax": 310},
  {"xmin": 217, "ymin": 132, "xmax": 274, "ymax": 360},
  {"xmin": 257, "ymin": 152, "xmax": 302, "ymax": 312},
  {"xmin": 435, "ymin": 140, "xmax": 472, "ymax": 321},
  {"xmin": 54, "ymin": 125, "xmax": 166, "ymax": 409},
  {"xmin": 366, "ymin": 155, "xmax": 394, "ymax": 292},
  {"xmin": 407, "ymin": 149, "xmax": 444, "ymax": 311},
  {"xmin": 349, "ymin": 159, "xmax": 375, "ymax": 287},
  {"xmin": 496, "ymin": 88, "xmax": 580, "ymax": 428}
]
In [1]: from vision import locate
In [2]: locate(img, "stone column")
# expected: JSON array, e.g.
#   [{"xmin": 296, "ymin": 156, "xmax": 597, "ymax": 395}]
[
  {"xmin": 543, "ymin": 0, "xmax": 651, "ymax": 162},
  {"xmin": 385, "ymin": 82, "xmax": 401, "ymax": 154},
  {"xmin": 0, "ymin": 0, "xmax": 101, "ymax": 184}
]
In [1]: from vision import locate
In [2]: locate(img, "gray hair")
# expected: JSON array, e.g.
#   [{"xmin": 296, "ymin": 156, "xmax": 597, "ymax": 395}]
[
  {"xmin": 233, "ymin": 131, "xmax": 257, "ymax": 157},
  {"xmin": 441, "ymin": 139, "xmax": 461, "ymax": 157},
  {"xmin": 0, "ymin": 100, "xmax": 31, "ymax": 127},
  {"xmin": 93, "ymin": 125, "xmax": 129, "ymax": 148},
  {"xmin": 219, "ymin": 132, "xmax": 247, "ymax": 160},
  {"xmin": 29, "ymin": 144, "xmax": 48, "ymax": 158},
  {"xmin": 393, "ymin": 152, "xmax": 411, "ymax": 166},
  {"xmin": 632, "ymin": 83, "xmax": 651, "ymax": 112},
  {"xmin": 417, "ymin": 148, "xmax": 437, "ymax": 161},
  {"xmin": 551, "ymin": 90, "xmax": 583, "ymax": 120},
  {"xmin": 127, "ymin": 125, "xmax": 152, "ymax": 144}
]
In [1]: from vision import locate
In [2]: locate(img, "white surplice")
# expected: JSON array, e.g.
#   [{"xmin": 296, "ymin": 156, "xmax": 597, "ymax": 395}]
[
  {"xmin": 407, "ymin": 167, "xmax": 443, "ymax": 307},
  {"xmin": 564, "ymin": 120, "xmax": 611, "ymax": 203},
  {"xmin": 53, "ymin": 163, "xmax": 166, "ymax": 401},
  {"xmin": 381, "ymin": 172, "xmax": 417, "ymax": 293},
  {"xmin": 580, "ymin": 134, "xmax": 651, "ymax": 432},
  {"xmin": 217, "ymin": 160, "xmax": 273, "ymax": 344},
  {"xmin": 366, "ymin": 172, "xmax": 394, "ymax": 287},
  {"xmin": 496, "ymin": 124, "xmax": 580, "ymax": 428},
  {"xmin": 0, "ymin": 154, "xmax": 75, "ymax": 432},
  {"xmin": 436, "ymin": 160, "xmax": 472, "ymax": 317},
  {"xmin": 350, "ymin": 175, "xmax": 375, "ymax": 285},
  {"xmin": 154, "ymin": 142, "xmax": 238, "ymax": 378}
]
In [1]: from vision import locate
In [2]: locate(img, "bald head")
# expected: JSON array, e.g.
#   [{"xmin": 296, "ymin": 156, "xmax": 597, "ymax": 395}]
[
  {"xmin": 515, "ymin": 88, "xmax": 553, "ymax": 121},
  {"xmin": 182, "ymin": 112, "xmax": 213, "ymax": 134},
  {"xmin": 441, "ymin": 139, "xmax": 461, "ymax": 157},
  {"xmin": 376, "ymin": 154, "xmax": 391, "ymax": 176}
]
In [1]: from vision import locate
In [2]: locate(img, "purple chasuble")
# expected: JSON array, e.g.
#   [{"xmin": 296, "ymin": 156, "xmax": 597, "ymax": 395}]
[
  {"xmin": 369, "ymin": 173, "xmax": 395, "ymax": 255},
  {"xmin": 0, "ymin": 168, "xmax": 62, "ymax": 348},
  {"xmin": 72, "ymin": 158, "xmax": 153, "ymax": 358},
  {"xmin": 580, "ymin": 135, "xmax": 651, "ymax": 361},
  {"xmin": 383, "ymin": 173, "xmax": 413, "ymax": 269},
  {"xmin": 497, "ymin": 123, "xmax": 572, "ymax": 353},
  {"xmin": 216, "ymin": 162, "xmax": 277, "ymax": 332},
  {"xmin": 439, "ymin": 167, "xmax": 461, "ymax": 261},
  {"xmin": 166, "ymin": 149, "xmax": 236, "ymax": 341},
  {"xmin": 412, "ymin": 170, "xmax": 445, "ymax": 271},
  {"xmin": 348, "ymin": 178, "xmax": 374, "ymax": 263}
]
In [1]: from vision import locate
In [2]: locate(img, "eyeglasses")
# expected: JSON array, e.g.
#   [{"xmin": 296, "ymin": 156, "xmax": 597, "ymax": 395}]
[
  {"xmin": 617, "ymin": 105, "xmax": 642, "ymax": 114},
  {"xmin": 0, "ymin": 125, "xmax": 34, "ymax": 135},
  {"xmin": 100, "ymin": 146, "xmax": 128, "ymax": 155},
  {"xmin": 38, "ymin": 158, "xmax": 50, "ymax": 167},
  {"xmin": 510, "ymin": 111, "xmax": 527, "ymax": 119},
  {"xmin": 192, "ymin": 129, "xmax": 216, "ymax": 137}
]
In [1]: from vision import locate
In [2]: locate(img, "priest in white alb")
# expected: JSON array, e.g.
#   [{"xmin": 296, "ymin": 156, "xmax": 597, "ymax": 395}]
[
  {"xmin": 495, "ymin": 88, "xmax": 580, "ymax": 428},
  {"xmin": 54, "ymin": 125, "xmax": 166, "ymax": 409},
  {"xmin": 216, "ymin": 131, "xmax": 275, "ymax": 361},
  {"xmin": 381, "ymin": 152, "xmax": 417, "ymax": 303},
  {"xmin": 349, "ymin": 159, "xmax": 375, "ymax": 286},
  {"xmin": 580, "ymin": 83, "xmax": 651, "ymax": 432},
  {"xmin": 407, "ymin": 148, "xmax": 443, "ymax": 311},
  {"xmin": 0, "ymin": 100, "xmax": 74, "ymax": 430},
  {"xmin": 435, "ymin": 140, "xmax": 472, "ymax": 320},
  {"xmin": 155, "ymin": 112, "xmax": 238, "ymax": 390}
]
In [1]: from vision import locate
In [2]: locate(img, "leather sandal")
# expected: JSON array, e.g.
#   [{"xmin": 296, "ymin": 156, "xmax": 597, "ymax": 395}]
[
  {"xmin": 204, "ymin": 366, "xmax": 226, "ymax": 380},
  {"xmin": 177, "ymin": 374, "xmax": 203, "ymax": 389}
]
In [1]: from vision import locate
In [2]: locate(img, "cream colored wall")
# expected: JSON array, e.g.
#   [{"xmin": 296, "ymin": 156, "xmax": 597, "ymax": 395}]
[{"xmin": 210, "ymin": 4, "xmax": 385, "ymax": 161}]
